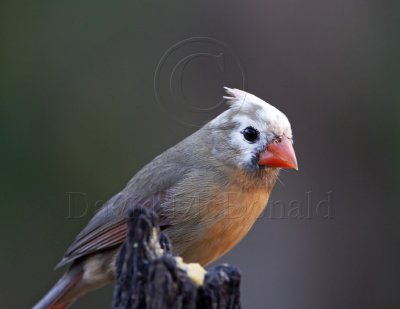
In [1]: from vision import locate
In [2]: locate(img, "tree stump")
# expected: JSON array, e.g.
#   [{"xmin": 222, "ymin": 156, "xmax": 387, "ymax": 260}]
[{"xmin": 111, "ymin": 208, "xmax": 241, "ymax": 309}]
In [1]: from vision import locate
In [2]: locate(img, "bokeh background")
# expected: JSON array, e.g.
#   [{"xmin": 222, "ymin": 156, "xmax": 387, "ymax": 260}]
[{"xmin": 1, "ymin": 1, "xmax": 399, "ymax": 308}]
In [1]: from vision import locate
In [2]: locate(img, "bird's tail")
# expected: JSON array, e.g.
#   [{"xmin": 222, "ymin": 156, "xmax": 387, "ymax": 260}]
[{"xmin": 32, "ymin": 264, "xmax": 84, "ymax": 309}]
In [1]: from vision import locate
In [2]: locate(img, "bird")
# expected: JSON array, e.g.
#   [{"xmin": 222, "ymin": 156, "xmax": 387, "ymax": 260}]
[{"xmin": 33, "ymin": 87, "xmax": 298, "ymax": 309}]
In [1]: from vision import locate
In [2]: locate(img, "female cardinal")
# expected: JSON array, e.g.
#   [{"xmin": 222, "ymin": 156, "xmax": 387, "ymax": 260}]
[{"xmin": 33, "ymin": 88, "xmax": 298, "ymax": 308}]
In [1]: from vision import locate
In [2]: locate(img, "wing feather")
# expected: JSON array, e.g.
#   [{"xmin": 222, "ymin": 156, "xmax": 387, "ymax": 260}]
[
  {"xmin": 55, "ymin": 192, "xmax": 167, "ymax": 268},
  {"xmin": 56, "ymin": 153, "xmax": 192, "ymax": 269}
]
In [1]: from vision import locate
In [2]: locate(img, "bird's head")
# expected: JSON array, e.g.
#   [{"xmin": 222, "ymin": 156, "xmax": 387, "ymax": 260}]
[{"xmin": 208, "ymin": 87, "xmax": 298, "ymax": 173}]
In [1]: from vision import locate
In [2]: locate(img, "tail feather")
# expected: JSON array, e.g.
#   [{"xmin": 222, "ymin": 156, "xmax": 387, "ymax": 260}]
[{"xmin": 32, "ymin": 265, "xmax": 83, "ymax": 309}]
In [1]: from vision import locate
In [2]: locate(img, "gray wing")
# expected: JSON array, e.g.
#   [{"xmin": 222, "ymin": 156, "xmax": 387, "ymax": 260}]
[{"xmin": 55, "ymin": 156, "xmax": 192, "ymax": 269}]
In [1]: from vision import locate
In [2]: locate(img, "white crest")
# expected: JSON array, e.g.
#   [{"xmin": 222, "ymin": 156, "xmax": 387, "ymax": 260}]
[{"xmin": 222, "ymin": 87, "xmax": 292, "ymax": 138}]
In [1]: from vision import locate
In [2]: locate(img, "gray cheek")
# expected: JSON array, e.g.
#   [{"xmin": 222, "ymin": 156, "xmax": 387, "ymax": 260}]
[{"xmin": 243, "ymin": 143, "xmax": 265, "ymax": 171}]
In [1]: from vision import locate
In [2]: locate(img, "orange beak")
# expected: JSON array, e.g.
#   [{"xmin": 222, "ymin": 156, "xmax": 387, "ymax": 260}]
[{"xmin": 258, "ymin": 136, "xmax": 298, "ymax": 169}]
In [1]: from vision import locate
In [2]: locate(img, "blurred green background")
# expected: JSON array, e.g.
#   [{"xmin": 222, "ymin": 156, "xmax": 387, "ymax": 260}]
[{"xmin": 1, "ymin": 1, "xmax": 399, "ymax": 308}]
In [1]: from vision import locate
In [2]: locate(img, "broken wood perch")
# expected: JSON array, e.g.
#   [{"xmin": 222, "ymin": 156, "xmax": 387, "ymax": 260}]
[{"xmin": 111, "ymin": 208, "xmax": 241, "ymax": 309}]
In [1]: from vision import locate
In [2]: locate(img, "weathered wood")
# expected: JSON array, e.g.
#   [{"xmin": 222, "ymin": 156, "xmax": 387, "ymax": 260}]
[{"xmin": 111, "ymin": 208, "xmax": 241, "ymax": 309}]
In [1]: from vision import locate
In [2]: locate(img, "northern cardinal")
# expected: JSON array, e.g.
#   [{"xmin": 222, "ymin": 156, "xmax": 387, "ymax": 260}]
[{"xmin": 33, "ymin": 88, "xmax": 298, "ymax": 308}]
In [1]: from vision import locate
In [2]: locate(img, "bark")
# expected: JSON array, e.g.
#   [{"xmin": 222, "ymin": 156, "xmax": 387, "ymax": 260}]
[{"xmin": 111, "ymin": 208, "xmax": 241, "ymax": 309}]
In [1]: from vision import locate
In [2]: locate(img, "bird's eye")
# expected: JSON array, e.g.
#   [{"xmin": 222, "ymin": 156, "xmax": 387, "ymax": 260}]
[{"xmin": 242, "ymin": 127, "xmax": 259, "ymax": 143}]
